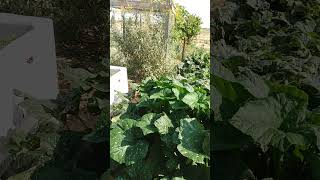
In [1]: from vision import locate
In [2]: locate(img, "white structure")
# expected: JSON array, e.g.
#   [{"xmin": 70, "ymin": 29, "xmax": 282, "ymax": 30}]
[
  {"xmin": 110, "ymin": 66, "xmax": 129, "ymax": 104},
  {"xmin": 0, "ymin": 13, "xmax": 58, "ymax": 137}
]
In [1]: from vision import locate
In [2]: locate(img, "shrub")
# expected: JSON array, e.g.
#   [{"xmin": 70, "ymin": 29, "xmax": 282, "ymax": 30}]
[{"xmin": 112, "ymin": 22, "xmax": 177, "ymax": 81}]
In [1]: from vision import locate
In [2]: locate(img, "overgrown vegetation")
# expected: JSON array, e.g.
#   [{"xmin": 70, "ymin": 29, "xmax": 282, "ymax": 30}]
[
  {"xmin": 112, "ymin": 20, "xmax": 177, "ymax": 81},
  {"xmin": 212, "ymin": 0, "xmax": 320, "ymax": 179},
  {"xmin": 110, "ymin": 2, "xmax": 204, "ymax": 82},
  {"xmin": 109, "ymin": 50, "xmax": 210, "ymax": 179}
]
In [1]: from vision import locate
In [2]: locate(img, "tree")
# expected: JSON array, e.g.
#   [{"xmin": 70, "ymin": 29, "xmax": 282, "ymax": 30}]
[{"xmin": 173, "ymin": 5, "xmax": 202, "ymax": 61}]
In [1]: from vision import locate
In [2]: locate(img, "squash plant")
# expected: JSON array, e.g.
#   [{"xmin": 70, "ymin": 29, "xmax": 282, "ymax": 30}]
[
  {"xmin": 212, "ymin": 0, "xmax": 320, "ymax": 179},
  {"xmin": 109, "ymin": 51, "xmax": 210, "ymax": 179}
]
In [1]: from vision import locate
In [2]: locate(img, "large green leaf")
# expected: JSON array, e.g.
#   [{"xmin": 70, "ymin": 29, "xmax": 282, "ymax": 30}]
[
  {"xmin": 182, "ymin": 92, "xmax": 199, "ymax": 109},
  {"xmin": 212, "ymin": 60, "xmax": 236, "ymax": 81},
  {"xmin": 110, "ymin": 125, "xmax": 149, "ymax": 165},
  {"xmin": 62, "ymin": 66, "xmax": 97, "ymax": 90},
  {"xmin": 229, "ymin": 94, "xmax": 307, "ymax": 151},
  {"xmin": 136, "ymin": 113, "xmax": 159, "ymax": 135},
  {"xmin": 212, "ymin": 75, "xmax": 238, "ymax": 102},
  {"xmin": 212, "ymin": 86, "xmax": 222, "ymax": 113},
  {"xmin": 237, "ymin": 68, "xmax": 270, "ymax": 98},
  {"xmin": 177, "ymin": 118, "xmax": 209, "ymax": 164},
  {"xmin": 154, "ymin": 113, "xmax": 174, "ymax": 135},
  {"xmin": 230, "ymin": 96, "xmax": 283, "ymax": 142},
  {"xmin": 268, "ymin": 82, "xmax": 309, "ymax": 104}
]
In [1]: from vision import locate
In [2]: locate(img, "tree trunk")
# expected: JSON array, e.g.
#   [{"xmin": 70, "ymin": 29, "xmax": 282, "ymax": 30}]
[{"xmin": 181, "ymin": 38, "xmax": 186, "ymax": 61}]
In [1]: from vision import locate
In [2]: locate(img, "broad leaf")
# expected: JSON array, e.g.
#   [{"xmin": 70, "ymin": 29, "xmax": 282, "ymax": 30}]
[
  {"xmin": 182, "ymin": 92, "xmax": 198, "ymax": 109},
  {"xmin": 177, "ymin": 118, "xmax": 209, "ymax": 164},
  {"xmin": 136, "ymin": 113, "xmax": 158, "ymax": 135},
  {"xmin": 229, "ymin": 94, "xmax": 307, "ymax": 151},
  {"xmin": 154, "ymin": 113, "xmax": 174, "ymax": 135},
  {"xmin": 110, "ymin": 126, "xmax": 149, "ymax": 165}
]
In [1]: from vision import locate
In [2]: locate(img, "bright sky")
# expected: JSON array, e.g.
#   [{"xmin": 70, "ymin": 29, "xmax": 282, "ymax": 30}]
[{"xmin": 175, "ymin": 0, "xmax": 210, "ymax": 29}]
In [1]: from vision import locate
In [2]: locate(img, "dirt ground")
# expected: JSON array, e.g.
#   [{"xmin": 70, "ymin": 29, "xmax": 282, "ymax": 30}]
[{"xmin": 195, "ymin": 28, "xmax": 210, "ymax": 50}]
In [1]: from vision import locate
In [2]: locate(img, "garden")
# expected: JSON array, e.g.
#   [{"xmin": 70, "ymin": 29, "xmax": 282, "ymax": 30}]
[
  {"xmin": 109, "ymin": 1, "xmax": 210, "ymax": 179},
  {"xmin": 212, "ymin": 0, "xmax": 320, "ymax": 179},
  {"xmin": 0, "ymin": 0, "xmax": 210, "ymax": 179}
]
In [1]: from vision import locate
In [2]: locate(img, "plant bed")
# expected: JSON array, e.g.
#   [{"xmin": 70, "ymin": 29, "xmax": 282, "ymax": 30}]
[
  {"xmin": 109, "ymin": 50, "xmax": 211, "ymax": 179},
  {"xmin": 212, "ymin": 0, "xmax": 320, "ymax": 179}
]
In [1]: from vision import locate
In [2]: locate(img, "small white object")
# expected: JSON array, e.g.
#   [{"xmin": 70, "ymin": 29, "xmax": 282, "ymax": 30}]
[
  {"xmin": 0, "ymin": 13, "xmax": 58, "ymax": 137},
  {"xmin": 110, "ymin": 66, "xmax": 129, "ymax": 104}
]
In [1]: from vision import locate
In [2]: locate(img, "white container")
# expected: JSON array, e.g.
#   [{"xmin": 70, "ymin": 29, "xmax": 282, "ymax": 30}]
[
  {"xmin": 110, "ymin": 66, "xmax": 129, "ymax": 104},
  {"xmin": 0, "ymin": 13, "xmax": 58, "ymax": 137}
]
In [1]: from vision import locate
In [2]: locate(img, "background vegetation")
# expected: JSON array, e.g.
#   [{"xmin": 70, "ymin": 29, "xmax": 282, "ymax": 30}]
[
  {"xmin": 112, "ymin": 18, "xmax": 177, "ymax": 81},
  {"xmin": 212, "ymin": 0, "xmax": 320, "ymax": 179}
]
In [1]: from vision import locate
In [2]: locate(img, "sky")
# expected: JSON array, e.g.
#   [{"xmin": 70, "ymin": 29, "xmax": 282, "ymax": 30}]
[{"xmin": 175, "ymin": 0, "xmax": 210, "ymax": 29}]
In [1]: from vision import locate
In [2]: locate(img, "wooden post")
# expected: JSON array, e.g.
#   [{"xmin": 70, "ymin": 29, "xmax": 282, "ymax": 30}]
[{"xmin": 122, "ymin": 10, "xmax": 125, "ymax": 40}]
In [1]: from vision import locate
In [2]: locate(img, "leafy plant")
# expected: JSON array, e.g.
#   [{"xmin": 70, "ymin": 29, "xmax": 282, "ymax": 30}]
[
  {"xmin": 177, "ymin": 49, "xmax": 210, "ymax": 91},
  {"xmin": 109, "ymin": 72, "xmax": 210, "ymax": 178},
  {"xmin": 1, "ymin": 59, "xmax": 108, "ymax": 180},
  {"xmin": 212, "ymin": 0, "xmax": 320, "ymax": 179}
]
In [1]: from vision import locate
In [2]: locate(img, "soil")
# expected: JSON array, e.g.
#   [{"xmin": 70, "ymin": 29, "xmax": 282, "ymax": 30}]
[{"xmin": 56, "ymin": 57, "xmax": 98, "ymax": 132}]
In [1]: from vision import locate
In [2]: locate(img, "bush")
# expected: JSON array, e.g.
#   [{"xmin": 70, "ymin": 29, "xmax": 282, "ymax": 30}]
[{"xmin": 112, "ymin": 21, "xmax": 177, "ymax": 81}]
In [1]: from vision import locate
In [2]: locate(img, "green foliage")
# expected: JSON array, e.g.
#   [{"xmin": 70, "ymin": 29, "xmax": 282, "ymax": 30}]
[
  {"xmin": 177, "ymin": 49, "xmax": 210, "ymax": 90},
  {"xmin": 109, "ymin": 52, "xmax": 210, "ymax": 179},
  {"xmin": 173, "ymin": 5, "xmax": 202, "ymax": 60},
  {"xmin": 1, "ymin": 59, "xmax": 108, "ymax": 179},
  {"xmin": 112, "ymin": 22, "xmax": 177, "ymax": 81},
  {"xmin": 173, "ymin": 5, "xmax": 202, "ymax": 44},
  {"xmin": 212, "ymin": 0, "xmax": 320, "ymax": 179}
]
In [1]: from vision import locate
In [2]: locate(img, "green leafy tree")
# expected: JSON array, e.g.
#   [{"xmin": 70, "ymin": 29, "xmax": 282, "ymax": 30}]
[{"xmin": 173, "ymin": 5, "xmax": 202, "ymax": 61}]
